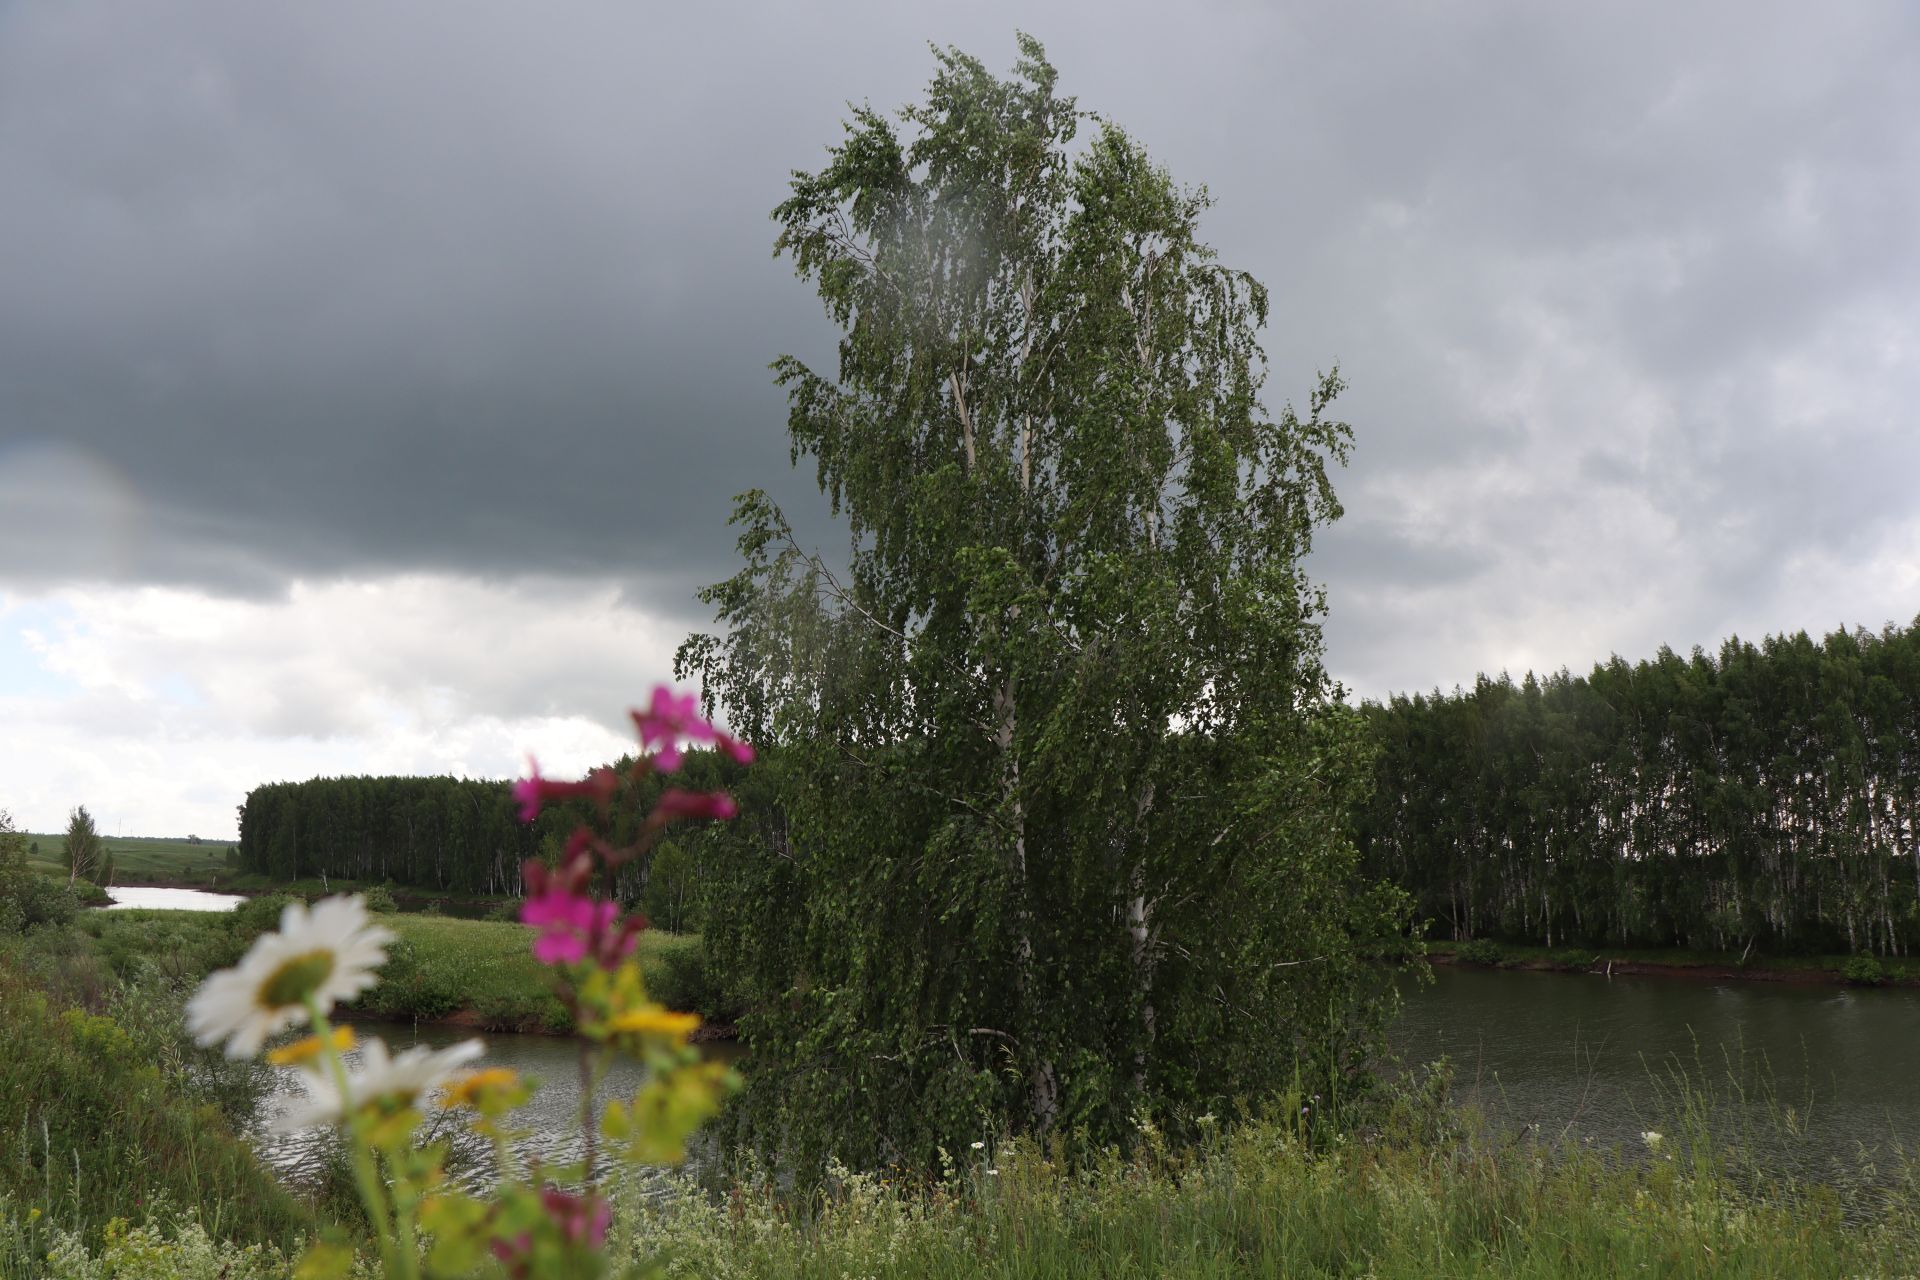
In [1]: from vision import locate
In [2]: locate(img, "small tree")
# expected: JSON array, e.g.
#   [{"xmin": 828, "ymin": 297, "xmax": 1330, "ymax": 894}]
[
  {"xmin": 682, "ymin": 37, "xmax": 1408, "ymax": 1169},
  {"xmin": 65, "ymin": 805, "xmax": 105, "ymax": 887}
]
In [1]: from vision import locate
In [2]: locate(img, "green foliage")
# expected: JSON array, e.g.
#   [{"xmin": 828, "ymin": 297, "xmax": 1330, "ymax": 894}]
[
  {"xmin": 38, "ymin": 1202, "xmax": 292, "ymax": 1279},
  {"xmin": 680, "ymin": 37, "xmax": 1408, "ymax": 1172},
  {"xmin": 1454, "ymin": 939, "xmax": 1505, "ymax": 967},
  {"xmin": 1359, "ymin": 621, "xmax": 1920, "ymax": 956},
  {"xmin": 361, "ymin": 885, "xmax": 398, "ymax": 914},
  {"xmin": 233, "ymin": 757, "xmax": 744, "ymax": 900},
  {"xmin": 0, "ymin": 812, "xmax": 82, "ymax": 933},
  {"xmin": 628, "ymin": 1112, "xmax": 1920, "ymax": 1278},
  {"xmin": 64, "ymin": 808, "xmax": 106, "ymax": 889},
  {"xmin": 0, "ymin": 950, "xmax": 308, "ymax": 1251},
  {"xmin": 1842, "ymin": 955, "xmax": 1887, "ymax": 986}
]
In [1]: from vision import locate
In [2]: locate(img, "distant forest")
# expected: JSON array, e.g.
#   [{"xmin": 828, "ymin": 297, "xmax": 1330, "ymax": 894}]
[
  {"xmin": 235, "ymin": 750, "xmax": 750, "ymax": 907},
  {"xmin": 1358, "ymin": 619, "xmax": 1920, "ymax": 956},
  {"xmin": 240, "ymin": 619, "xmax": 1920, "ymax": 958}
]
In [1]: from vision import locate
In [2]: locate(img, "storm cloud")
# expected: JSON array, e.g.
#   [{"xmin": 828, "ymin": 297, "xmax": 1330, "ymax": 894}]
[{"xmin": 3, "ymin": 1, "xmax": 1917, "ymax": 831}]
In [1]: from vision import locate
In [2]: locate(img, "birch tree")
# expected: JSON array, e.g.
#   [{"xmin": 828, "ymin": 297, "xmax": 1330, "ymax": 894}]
[{"xmin": 680, "ymin": 36, "xmax": 1402, "ymax": 1168}]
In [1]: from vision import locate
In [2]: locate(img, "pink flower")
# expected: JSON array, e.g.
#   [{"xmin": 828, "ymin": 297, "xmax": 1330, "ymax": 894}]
[
  {"xmin": 532, "ymin": 929, "xmax": 588, "ymax": 965},
  {"xmin": 715, "ymin": 730, "xmax": 756, "ymax": 765},
  {"xmin": 512, "ymin": 758, "xmax": 620, "ymax": 823},
  {"xmin": 519, "ymin": 858, "xmax": 642, "ymax": 969},
  {"xmin": 541, "ymin": 1189, "xmax": 610, "ymax": 1248},
  {"xmin": 631, "ymin": 685, "xmax": 720, "ymax": 773},
  {"xmin": 653, "ymin": 788, "xmax": 739, "ymax": 822}
]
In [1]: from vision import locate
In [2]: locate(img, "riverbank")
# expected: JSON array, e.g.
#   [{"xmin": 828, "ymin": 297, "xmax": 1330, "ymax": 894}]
[
  {"xmin": 342, "ymin": 915, "xmax": 724, "ymax": 1033},
  {"xmin": 1428, "ymin": 939, "xmax": 1917, "ymax": 987}
]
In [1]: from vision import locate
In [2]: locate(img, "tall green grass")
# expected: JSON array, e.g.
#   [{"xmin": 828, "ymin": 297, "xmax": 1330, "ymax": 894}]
[
  {"xmin": 0, "ymin": 955, "xmax": 310, "ymax": 1257},
  {"xmin": 627, "ymin": 1114, "xmax": 1920, "ymax": 1279}
]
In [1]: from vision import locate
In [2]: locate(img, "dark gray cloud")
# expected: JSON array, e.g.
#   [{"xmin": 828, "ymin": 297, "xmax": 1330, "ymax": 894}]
[{"xmin": 3, "ymin": 0, "xmax": 1917, "ymax": 698}]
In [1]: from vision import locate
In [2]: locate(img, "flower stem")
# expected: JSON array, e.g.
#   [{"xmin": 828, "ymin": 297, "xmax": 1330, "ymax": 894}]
[
  {"xmin": 579, "ymin": 1037, "xmax": 598, "ymax": 1187},
  {"xmin": 307, "ymin": 1000, "xmax": 411, "ymax": 1280}
]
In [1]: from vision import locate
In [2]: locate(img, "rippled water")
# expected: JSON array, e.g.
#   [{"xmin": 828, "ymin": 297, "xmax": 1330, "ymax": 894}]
[
  {"xmin": 1392, "ymin": 965, "xmax": 1920, "ymax": 1178},
  {"xmin": 106, "ymin": 886, "xmax": 246, "ymax": 910},
  {"xmin": 254, "ymin": 1021, "xmax": 737, "ymax": 1189}
]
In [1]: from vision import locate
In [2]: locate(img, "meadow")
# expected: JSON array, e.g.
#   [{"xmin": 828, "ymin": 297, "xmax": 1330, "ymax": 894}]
[{"xmin": 22, "ymin": 834, "xmax": 234, "ymax": 888}]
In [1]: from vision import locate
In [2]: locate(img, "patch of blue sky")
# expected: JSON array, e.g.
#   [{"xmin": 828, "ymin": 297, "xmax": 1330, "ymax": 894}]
[{"xmin": 0, "ymin": 597, "xmax": 78, "ymax": 700}]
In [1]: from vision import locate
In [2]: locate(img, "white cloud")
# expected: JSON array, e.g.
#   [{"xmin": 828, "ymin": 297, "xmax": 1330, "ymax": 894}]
[{"xmin": 0, "ymin": 574, "xmax": 693, "ymax": 835}]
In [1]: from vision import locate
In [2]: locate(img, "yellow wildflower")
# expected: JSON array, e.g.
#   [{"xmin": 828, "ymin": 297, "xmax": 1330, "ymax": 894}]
[
  {"xmin": 439, "ymin": 1067, "xmax": 524, "ymax": 1110},
  {"xmin": 266, "ymin": 1025, "xmax": 356, "ymax": 1066},
  {"xmin": 606, "ymin": 1006, "xmax": 701, "ymax": 1043}
]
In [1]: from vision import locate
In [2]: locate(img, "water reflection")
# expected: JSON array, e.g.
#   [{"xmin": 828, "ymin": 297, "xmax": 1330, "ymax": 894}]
[{"xmin": 1392, "ymin": 966, "xmax": 1920, "ymax": 1180}]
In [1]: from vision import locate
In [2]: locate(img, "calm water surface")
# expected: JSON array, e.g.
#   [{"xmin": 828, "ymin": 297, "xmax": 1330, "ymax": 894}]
[
  {"xmin": 249, "ymin": 965, "xmax": 1920, "ymax": 1188},
  {"xmin": 1392, "ymin": 965, "xmax": 1920, "ymax": 1177}
]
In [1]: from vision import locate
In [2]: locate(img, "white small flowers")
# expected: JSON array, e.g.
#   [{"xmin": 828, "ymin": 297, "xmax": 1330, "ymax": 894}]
[
  {"xmin": 187, "ymin": 895, "xmax": 395, "ymax": 1058},
  {"xmin": 275, "ymin": 1036, "xmax": 485, "ymax": 1132},
  {"xmin": 970, "ymin": 1141, "xmax": 985, "ymax": 1150},
  {"xmin": 1641, "ymin": 1130, "xmax": 1664, "ymax": 1151}
]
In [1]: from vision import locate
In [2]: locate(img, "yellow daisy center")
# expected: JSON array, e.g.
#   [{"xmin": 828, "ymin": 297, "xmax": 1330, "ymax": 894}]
[{"xmin": 258, "ymin": 949, "xmax": 337, "ymax": 1009}]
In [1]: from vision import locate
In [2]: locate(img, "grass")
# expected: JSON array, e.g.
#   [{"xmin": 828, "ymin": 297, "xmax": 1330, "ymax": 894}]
[
  {"xmin": 347, "ymin": 916, "xmax": 716, "ymax": 1030},
  {"xmin": 628, "ymin": 1117, "xmax": 1920, "ymax": 1279},
  {"xmin": 23, "ymin": 833, "xmax": 236, "ymax": 888},
  {"xmin": 67, "ymin": 906, "xmax": 718, "ymax": 1029},
  {"xmin": 0, "ymin": 942, "xmax": 311, "ymax": 1261}
]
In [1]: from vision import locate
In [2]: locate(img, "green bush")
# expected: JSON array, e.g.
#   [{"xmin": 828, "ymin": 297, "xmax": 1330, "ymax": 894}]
[
  {"xmin": 0, "ymin": 967, "xmax": 309, "ymax": 1250},
  {"xmin": 1454, "ymin": 938, "xmax": 1505, "ymax": 967},
  {"xmin": 356, "ymin": 936, "xmax": 464, "ymax": 1020},
  {"xmin": 644, "ymin": 934, "xmax": 714, "ymax": 1014},
  {"xmin": 1842, "ymin": 955, "xmax": 1887, "ymax": 986},
  {"xmin": 362, "ymin": 884, "xmax": 399, "ymax": 914}
]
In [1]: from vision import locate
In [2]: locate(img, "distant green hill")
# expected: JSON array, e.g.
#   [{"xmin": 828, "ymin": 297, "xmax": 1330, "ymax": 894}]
[{"xmin": 23, "ymin": 833, "xmax": 237, "ymax": 886}]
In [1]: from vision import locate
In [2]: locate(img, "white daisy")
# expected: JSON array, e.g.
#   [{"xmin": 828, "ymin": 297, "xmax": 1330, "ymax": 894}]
[
  {"xmin": 186, "ymin": 894, "xmax": 396, "ymax": 1059},
  {"xmin": 274, "ymin": 1036, "xmax": 486, "ymax": 1132}
]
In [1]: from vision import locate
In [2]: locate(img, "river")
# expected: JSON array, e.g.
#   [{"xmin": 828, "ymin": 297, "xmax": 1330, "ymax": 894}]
[
  {"xmin": 1391, "ymin": 965, "xmax": 1920, "ymax": 1181},
  {"xmin": 254, "ymin": 1021, "xmax": 737, "ymax": 1190}
]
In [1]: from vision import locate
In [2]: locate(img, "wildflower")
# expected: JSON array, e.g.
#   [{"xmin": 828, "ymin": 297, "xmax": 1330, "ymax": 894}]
[
  {"xmin": 187, "ymin": 895, "xmax": 394, "ymax": 1059},
  {"xmin": 512, "ymin": 758, "xmax": 620, "ymax": 823},
  {"xmin": 606, "ymin": 1005, "xmax": 701, "ymax": 1044},
  {"xmin": 541, "ymin": 1188, "xmax": 611, "ymax": 1248},
  {"xmin": 266, "ymin": 1026, "xmax": 357, "ymax": 1066},
  {"xmin": 491, "ymin": 1191, "xmax": 610, "ymax": 1277},
  {"xmin": 1641, "ymin": 1130, "xmax": 1664, "ymax": 1151},
  {"xmin": 631, "ymin": 686, "xmax": 716, "ymax": 773},
  {"xmin": 520, "ymin": 857, "xmax": 645, "ymax": 969},
  {"xmin": 652, "ymin": 788, "xmax": 739, "ymax": 822},
  {"xmin": 439, "ymin": 1067, "xmax": 525, "ymax": 1112},
  {"xmin": 970, "ymin": 1140, "xmax": 985, "ymax": 1150},
  {"xmin": 275, "ymin": 1036, "xmax": 485, "ymax": 1131}
]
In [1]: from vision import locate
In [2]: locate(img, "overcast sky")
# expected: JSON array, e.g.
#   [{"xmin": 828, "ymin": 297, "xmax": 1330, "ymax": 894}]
[{"xmin": 4, "ymin": 1, "xmax": 1917, "ymax": 837}]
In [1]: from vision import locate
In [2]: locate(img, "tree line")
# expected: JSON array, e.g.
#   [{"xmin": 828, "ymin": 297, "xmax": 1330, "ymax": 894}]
[
  {"xmin": 1357, "ymin": 620, "xmax": 1920, "ymax": 956},
  {"xmin": 235, "ymin": 752, "xmax": 746, "ymax": 909}
]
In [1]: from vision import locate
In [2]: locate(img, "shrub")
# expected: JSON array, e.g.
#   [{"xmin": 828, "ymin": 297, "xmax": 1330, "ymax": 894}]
[
  {"xmin": 362, "ymin": 884, "xmax": 399, "ymax": 914},
  {"xmin": 644, "ymin": 934, "xmax": 715, "ymax": 1015},
  {"xmin": 1455, "ymin": 938, "xmax": 1505, "ymax": 967},
  {"xmin": 1843, "ymin": 955, "xmax": 1887, "ymax": 986}
]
